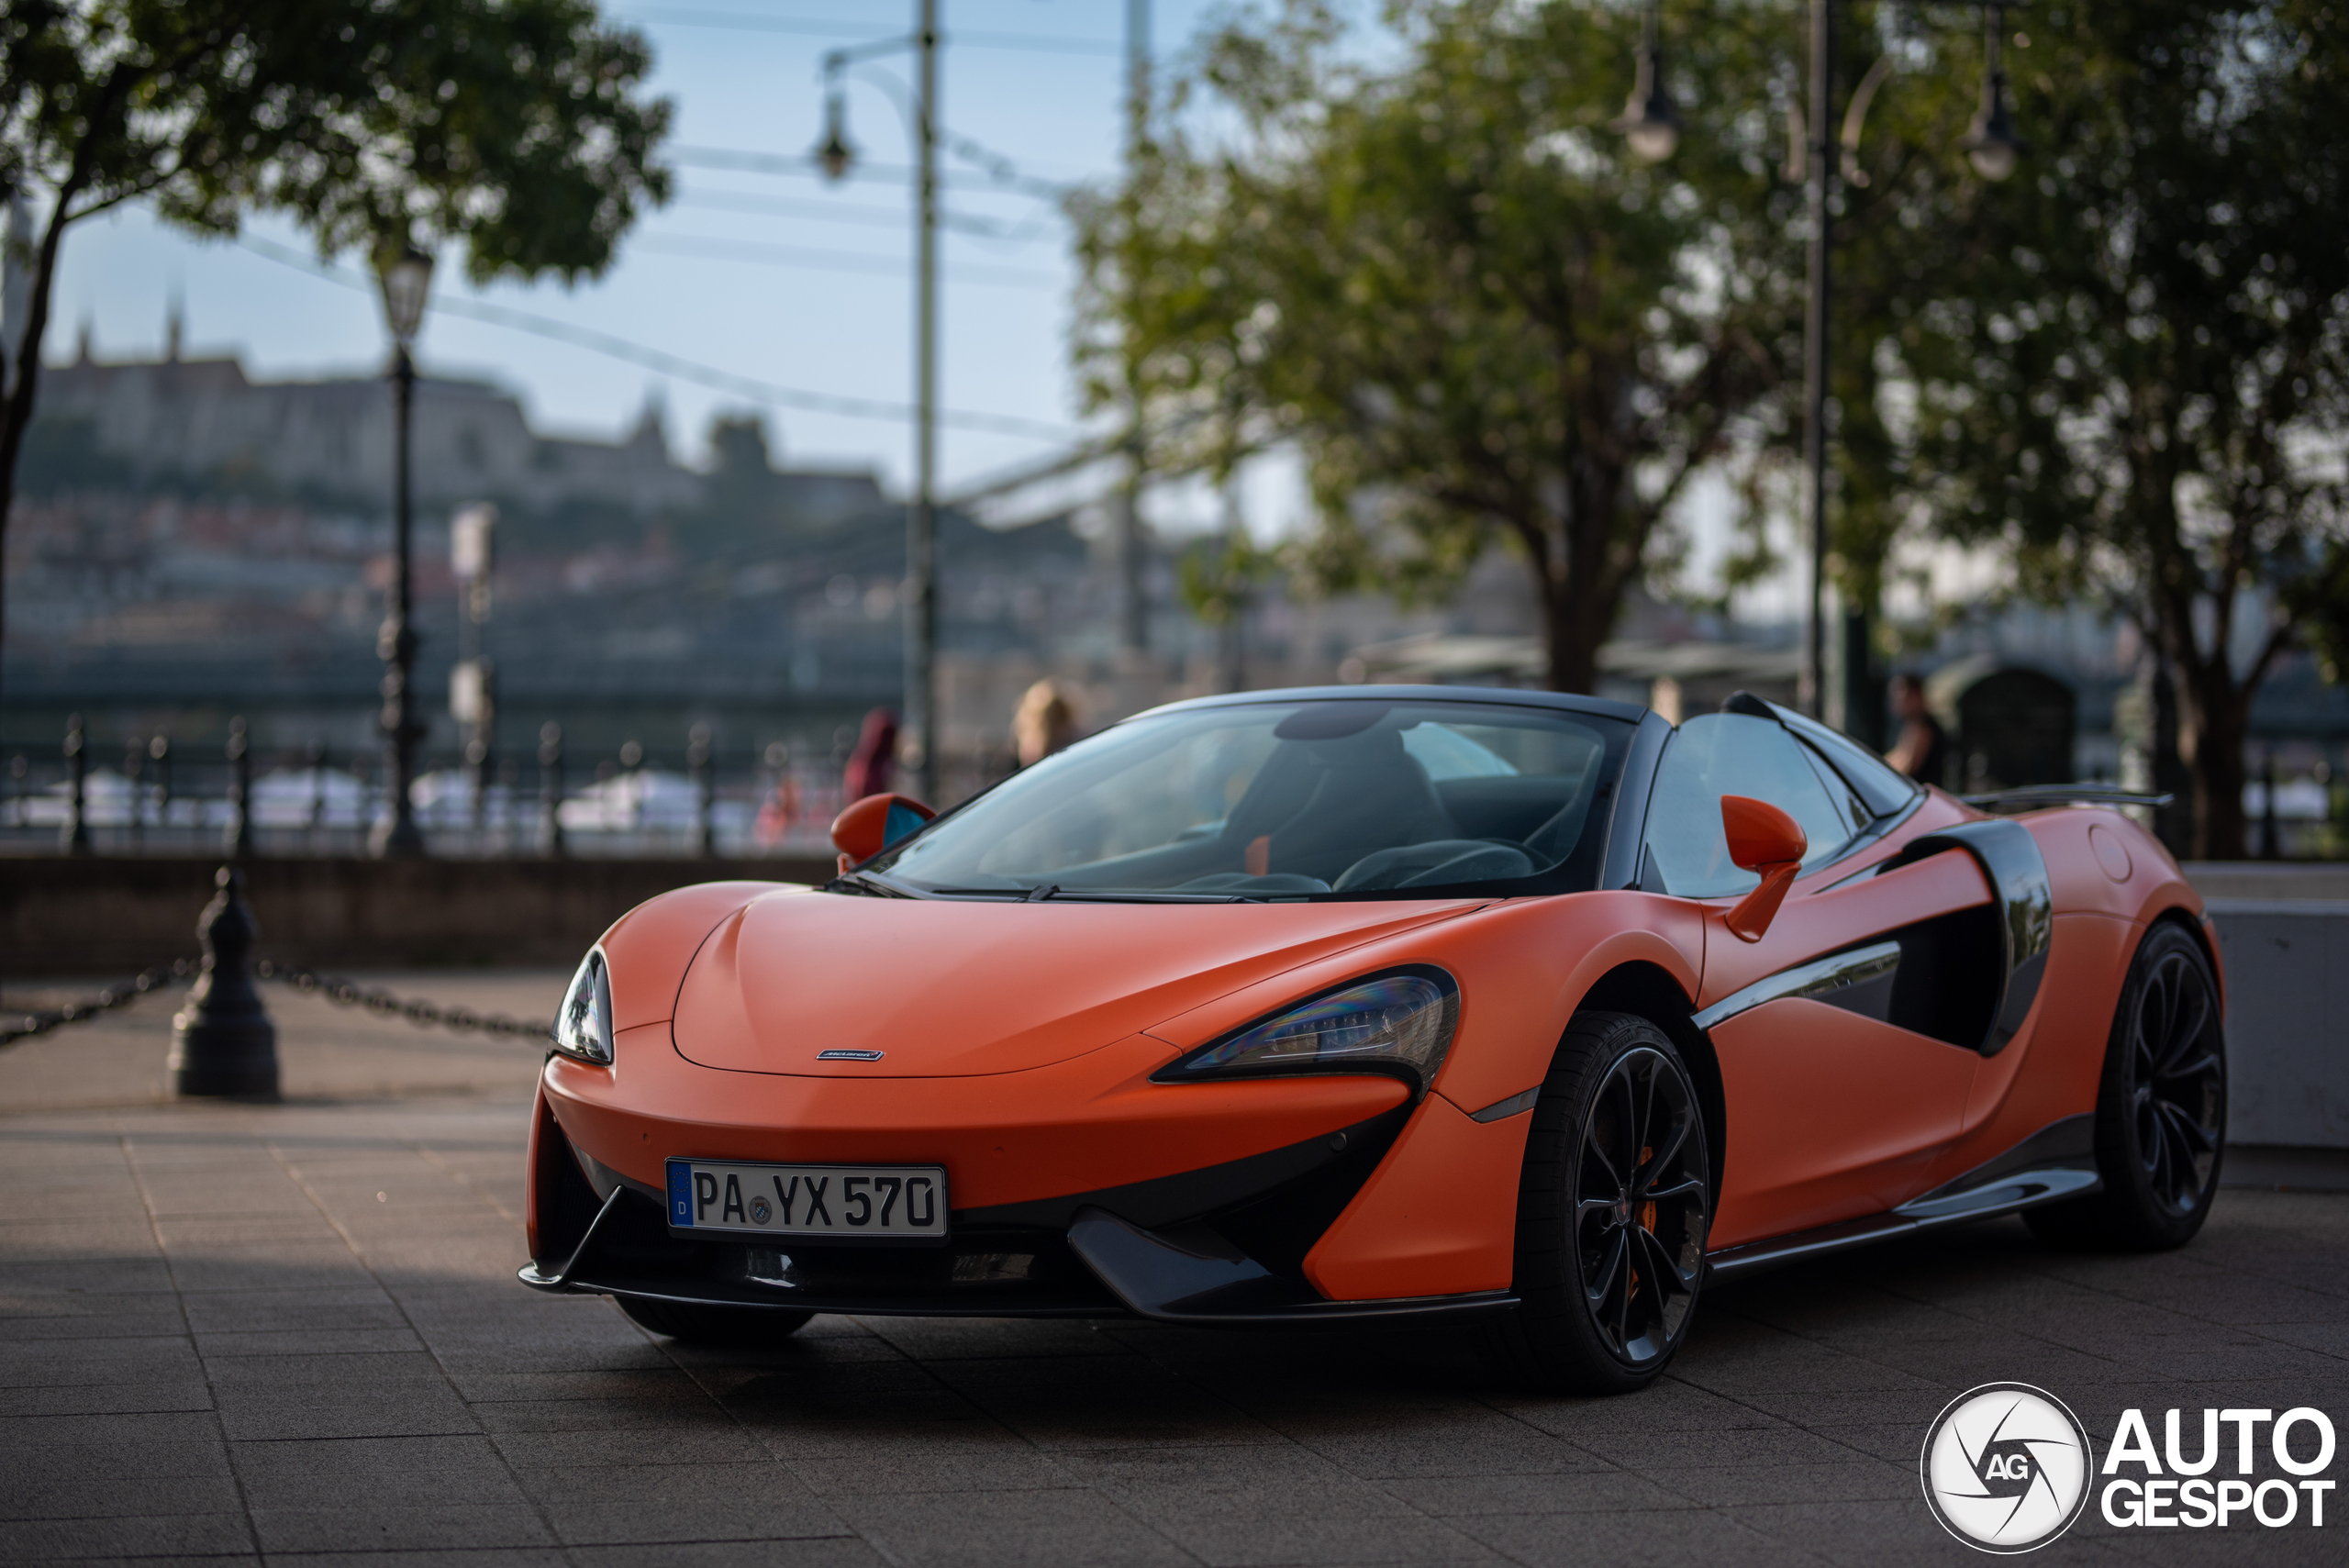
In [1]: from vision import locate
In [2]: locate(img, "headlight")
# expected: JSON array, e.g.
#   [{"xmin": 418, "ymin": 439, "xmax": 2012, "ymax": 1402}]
[
  {"xmin": 1151, "ymin": 968, "xmax": 1458, "ymax": 1093},
  {"xmin": 552, "ymin": 947, "xmax": 614, "ymax": 1065}
]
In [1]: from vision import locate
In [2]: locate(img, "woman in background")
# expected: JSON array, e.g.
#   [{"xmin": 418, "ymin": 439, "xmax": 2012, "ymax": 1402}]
[{"xmin": 1012, "ymin": 680, "xmax": 1081, "ymax": 770}]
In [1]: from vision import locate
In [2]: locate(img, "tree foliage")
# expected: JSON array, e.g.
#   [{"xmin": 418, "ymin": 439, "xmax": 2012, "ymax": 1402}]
[
  {"xmin": 1886, "ymin": 0, "xmax": 2349, "ymax": 855},
  {"xmin": 0, "ymin": 0, "xmax": 672, "ymax": 699},
  {"xmin": 1075, "ymin": 0, "xmax": 1797, "ymax": 694}
]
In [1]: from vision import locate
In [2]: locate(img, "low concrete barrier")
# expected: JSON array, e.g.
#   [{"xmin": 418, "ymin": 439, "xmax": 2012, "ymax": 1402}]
[
  {"xmin": 0, "ymin": 855, "xmax": 832, "ymax": 974},
  {"xmin": 6, "ymin": 855, "xmax": 2342, "ymax": 1188},
  {"xmin": 2204, "ymin": 898, "xmax": 2349, "ymax": 1189}
]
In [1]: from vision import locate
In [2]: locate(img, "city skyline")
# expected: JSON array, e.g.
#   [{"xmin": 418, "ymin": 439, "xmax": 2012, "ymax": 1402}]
[{"xmin": 32, "ymin": 3, "xmax": 1229, "ymax": 502}]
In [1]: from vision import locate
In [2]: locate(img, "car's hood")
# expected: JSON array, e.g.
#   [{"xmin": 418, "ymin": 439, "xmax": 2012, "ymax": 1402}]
[{"xmin": 669, "ymin": 889, "xmax": 1485, "ymax": 1077}]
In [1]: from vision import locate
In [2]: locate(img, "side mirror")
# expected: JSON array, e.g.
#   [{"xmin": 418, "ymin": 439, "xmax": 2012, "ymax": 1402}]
[
  {"xmin": 1720, "ymin": 795, "xmax": 1806, "ymax": 942},
  {"xmin": 830, "ymin": 792, "xmax": 937, "ymax": 874}
]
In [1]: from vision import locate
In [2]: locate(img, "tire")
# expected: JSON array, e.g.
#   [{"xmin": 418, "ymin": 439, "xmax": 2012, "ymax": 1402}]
[
  {"xmin": 1485, "ymin": 1011, "xmax": 1712, "ymax": 1395},
  {"xmin": 2025, "ymin": 920, "xmax": 2226, "ymax": 1252},
  {"xmin": 617, "ymin": 1296, "xmax": 815, "ymax": 1346}
]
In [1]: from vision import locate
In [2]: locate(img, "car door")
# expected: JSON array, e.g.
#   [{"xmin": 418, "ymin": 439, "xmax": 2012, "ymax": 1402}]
[{"xmin": 1641, "ymin": 708, "xmax": 1994, "ymax": 1248}]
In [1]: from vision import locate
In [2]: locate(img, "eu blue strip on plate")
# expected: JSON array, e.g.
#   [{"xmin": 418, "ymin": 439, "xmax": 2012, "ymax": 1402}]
[{"xmin": 665, "ymin": 1160, "xmax": 694, "ymax": 1225}]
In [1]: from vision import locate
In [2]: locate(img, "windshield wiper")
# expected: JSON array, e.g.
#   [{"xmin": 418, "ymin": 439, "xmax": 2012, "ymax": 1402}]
[
  {"xmin": 828, "ymin": 869, "xmax": 930, "ymax": 898},
  {"xmin": 833, "ymin": 873, "xmax": 1264, "ymax": 904},
  {"xmin": 1030, "ymin": 888, "xmax": 1264, "ymax": 904}
]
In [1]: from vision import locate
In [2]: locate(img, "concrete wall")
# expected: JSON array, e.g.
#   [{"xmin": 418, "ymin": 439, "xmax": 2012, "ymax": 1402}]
[
  {"xmin": 2207, "ymin": 899, "xmax": 2349, "ymax": 1151},
  {"xmin": 6, "ymin": 857, "xmax": 2342, "ymax": 1182},
  {"xmin": 0, "ymin": 855, "xmax": 832, "ymax": 974}
]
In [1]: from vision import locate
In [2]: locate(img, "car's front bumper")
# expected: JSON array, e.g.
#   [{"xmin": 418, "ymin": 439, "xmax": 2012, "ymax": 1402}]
[{"xmin": 525, "ymin": 1027, "xmax": 1521, "ymax": 1323}]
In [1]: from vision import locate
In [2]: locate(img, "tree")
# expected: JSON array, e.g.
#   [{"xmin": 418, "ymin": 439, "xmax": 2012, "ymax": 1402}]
[
  {"xmin": 0, "ymin": 0, "xmax": 671, "ymax": 705},
  {"xmin": 1074, "ymin": 0, "xmax": 1792, "ymax": 695},
  {"xmin": 1892, "ymin": 0, "xmax": 2349, "ymax": 857}
]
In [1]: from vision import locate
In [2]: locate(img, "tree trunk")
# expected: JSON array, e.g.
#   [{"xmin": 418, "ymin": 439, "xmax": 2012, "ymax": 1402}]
[
  {"xmin": 2176, "ymin": 666, "xmax": 2250, "ymax": 861},
  {"xmin": 1542, "ymin": 584, "xmax": 1605, "ymax": 695},
  {"xmin": 0, "ymin": 191, "xmax": 78, "ymax": 719}
]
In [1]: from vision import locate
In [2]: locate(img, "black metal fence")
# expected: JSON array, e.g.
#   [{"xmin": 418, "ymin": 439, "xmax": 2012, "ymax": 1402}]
[{"xmin": 1, "ymin": 714, "xmax": 891, "ymax": 860}]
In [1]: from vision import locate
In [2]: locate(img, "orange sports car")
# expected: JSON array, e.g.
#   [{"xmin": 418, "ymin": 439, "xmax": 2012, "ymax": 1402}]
[{"xmin": 520, "ymin": 687, "xmax": 2224, "ymax": 1392}]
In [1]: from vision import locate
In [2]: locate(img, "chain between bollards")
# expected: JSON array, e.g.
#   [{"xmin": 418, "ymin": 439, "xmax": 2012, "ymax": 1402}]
[
  {"xmin": 5, "ymin": 962, "xmax": 556, "ymax": 1050},
  {"xmin": 1, "ymin": 960, "xmax": 196, "ymax": 1046},
  {"xmin": 252, "ymin": 961, "xmax": 554, "ymax": 1039},
  {"xmin": 6, "ymin": 865, "xmax": 557, "ymax": 1058}
]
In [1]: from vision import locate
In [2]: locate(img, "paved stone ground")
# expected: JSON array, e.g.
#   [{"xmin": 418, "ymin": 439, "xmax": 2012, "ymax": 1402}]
[{"xmin": 1, "ymin": 973, "xmax": 2343, "ymax": 1567}]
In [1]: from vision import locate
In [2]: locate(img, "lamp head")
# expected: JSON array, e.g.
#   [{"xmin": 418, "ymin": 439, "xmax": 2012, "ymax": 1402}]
[
  {"xmin": 1958, "ymin": 75, "xmax": 2025, "ymax": 182},
  {"xmin": 374, "ymin": 239, "xmax": 435, "ymax": 346},
  {"xmin": 1610, "ymin": 43, "xmax": 1680, "ymax": 164},
  {"xmin": 816, "ymin": 91, "xmax": 856, "ymax": 182}
]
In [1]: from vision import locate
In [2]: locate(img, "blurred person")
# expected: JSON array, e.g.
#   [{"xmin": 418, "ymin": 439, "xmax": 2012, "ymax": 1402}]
[
  {"xmin": 841, "ymin": 708, "xmax": 898, "ymax": 801},
  {"xmin": 752, "ymin": 750, "xmax": 804, "ymax": 847},
  {"xmin": 1013, "ymin": 680, "xmax": 1081, "ymax": 769},
  {"xmin": 1885, "ymin": 673, "xmax": 1949, "ymax": 786}
]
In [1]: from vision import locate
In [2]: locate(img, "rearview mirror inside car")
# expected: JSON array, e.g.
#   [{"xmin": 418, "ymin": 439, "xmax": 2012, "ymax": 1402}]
[
  {"xmin": 1720, "ymin": 795, "xmax": 1807, "ymax": 942},
  {"xmin": 831, "ymin": 792, "xmax": 937, "ymax": 874}
]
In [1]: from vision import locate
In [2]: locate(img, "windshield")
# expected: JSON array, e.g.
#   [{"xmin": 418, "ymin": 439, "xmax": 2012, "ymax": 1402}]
[{"xmin": 863, "ymin": 698, "xmax": 1633, "ymax": 899}]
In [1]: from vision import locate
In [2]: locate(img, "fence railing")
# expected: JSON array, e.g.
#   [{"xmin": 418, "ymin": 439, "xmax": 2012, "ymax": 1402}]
[{"xmin": 2, "ymin": 716, "xmax": 1007, "ymax": 860}]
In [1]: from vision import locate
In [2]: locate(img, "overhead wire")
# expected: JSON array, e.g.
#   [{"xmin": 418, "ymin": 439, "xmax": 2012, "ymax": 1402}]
[
  {"xmin": 627, "ymin": 232, "xmax": 1059, "ymax": 286},
  {"xmin": 229, "ymin": 233, "xmax": 1081, "ymax": 440},
  {"xmin": 670, "ymin": 145, "xmax": 1079, "ymax": 200},
  {"xmin": 673, "ymin": 186, "xmax": 1059, "ymax": 245},
  {"xmin": 619, "ymin": 7, "xmax": 1122, "ymax": 57}
]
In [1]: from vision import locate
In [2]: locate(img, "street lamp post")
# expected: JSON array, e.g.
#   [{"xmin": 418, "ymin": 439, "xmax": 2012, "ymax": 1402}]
[
  {"xmin": 372, "ymin": 239, "xmax": 435, "ymax": 858},
  {"xmin": 816, "ymin": 5, "xmax": 943, "ymax": 803},
  {"xmin": 1803, "ymin": 0, "xmax": 1834, "ymax": 723},
  {"xmin": 816, "ymin": 5, "xmax": 941, "ymax": 804},
  {"xmin": 1617, "ymin": 2, "xmax": 2021, "ymax": 728},
  {"xmin": 910, "ymin": 0, "xmax": 939, "ymax": 806}
]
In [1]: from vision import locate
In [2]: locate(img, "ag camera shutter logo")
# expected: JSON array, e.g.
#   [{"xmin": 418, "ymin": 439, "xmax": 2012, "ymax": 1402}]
[{"xmin": 1920, "ymin": 1383, "xmax": 2093, "ymax": 1552}]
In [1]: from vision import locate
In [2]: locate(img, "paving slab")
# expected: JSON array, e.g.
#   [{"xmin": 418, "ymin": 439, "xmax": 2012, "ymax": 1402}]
[{"xmin": 0, "ymin": 966, "xmax": 2342, "ymax": 1566}]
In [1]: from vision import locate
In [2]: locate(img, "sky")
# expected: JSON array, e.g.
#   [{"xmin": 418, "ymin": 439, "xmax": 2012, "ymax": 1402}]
[
  {"xmin": 37, "ymin": 0, "xmax": 1790, "ymax": 614},
  {"xmin": 44, "ymin": 3, "xmax": 1231, "ymax": 500}
]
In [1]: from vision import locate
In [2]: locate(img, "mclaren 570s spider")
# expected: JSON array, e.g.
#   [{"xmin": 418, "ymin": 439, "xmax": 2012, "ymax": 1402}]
[{"xmin": 520, "ymin": 686, "xmax": 2224, "ymax": 1392}]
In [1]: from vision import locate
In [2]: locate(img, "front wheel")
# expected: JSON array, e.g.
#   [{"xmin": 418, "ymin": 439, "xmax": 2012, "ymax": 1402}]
[
  {"xmin": 2025, "ymin": 920, "xmax": 2226, "ymax": 1251},
  {"xmin": 1485, "ymin": 1011, "xmax": 1712, "ymax": 1395},
  {"xmin": 617, "ymin": 1296, "xmax": 815, "ymax": 1346}
]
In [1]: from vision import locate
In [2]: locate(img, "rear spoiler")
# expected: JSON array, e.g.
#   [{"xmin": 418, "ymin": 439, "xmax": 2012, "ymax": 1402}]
[{"xmin": 1958, "ymin": 784, "xmax": 2175, "ymax": 812}]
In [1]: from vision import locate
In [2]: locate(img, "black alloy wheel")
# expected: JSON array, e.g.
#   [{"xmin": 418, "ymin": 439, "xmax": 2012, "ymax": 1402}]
[
  {"xmin": 1576, "ymin": 1043, "xmax": 1709, "ymax": 1365},
  {"xmin": 2027, "ymin": 921, "xmax": 2226, "ymax": 1251},
  {"xmin": 1486, "ymin": 1011, "xmax": 1712, "ymax": 1394},
  {"xmin": 2127, "ymin": 940, "xmax": 2226, "ymax": 1216}
]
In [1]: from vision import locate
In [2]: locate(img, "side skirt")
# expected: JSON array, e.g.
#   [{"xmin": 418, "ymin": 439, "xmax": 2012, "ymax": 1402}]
[{"xmin": 1704, "ymin": 1118, "xmax": 2101, "ymax": 1283}]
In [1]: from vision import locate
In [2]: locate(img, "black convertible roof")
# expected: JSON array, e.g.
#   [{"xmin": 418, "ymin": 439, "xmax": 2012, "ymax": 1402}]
[{"xmin": 1127, "ymin": 684, "xmax": 1651, "ymax": 727}]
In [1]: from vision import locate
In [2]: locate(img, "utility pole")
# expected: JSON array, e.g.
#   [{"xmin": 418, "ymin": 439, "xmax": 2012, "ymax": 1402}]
[
  {"xmin": 1116, "ymin": 0, "xmax": 1152, "ymax": 657},
  {"xmin": 906, "ymin": 0, "xmax": 941, "ymax": 802},
  {"xmin": 1802, "ymin": 0, "xmax": 1834, "ymax": 721}
]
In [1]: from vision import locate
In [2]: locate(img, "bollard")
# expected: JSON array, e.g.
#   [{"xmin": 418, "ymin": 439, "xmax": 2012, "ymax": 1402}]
[
  {"xmin": 225, "ymin": 717, "xmax": 253, "ymax": 860},
  {"xmin": 61, "ymin": 714, "xmax": 91, "ymax": 856},
  {"xmin": 2260, "ymin": 752, "xmax": 2281, "ymax": 862},
  {"xmin": 149, "ymin": 734, "xmax": 172, "ymax": 838},
  {"xmin": 124, "ymin": 739, "xmax": 145, "ymax": 850},
  {"xmin": 170, "ymin": 865, "xmax": 280, "ymax": 1098},
  {"xmin": 307, "ymin": 741, "xmax": 328, "ymax": 841},
  {"xmin": 688, "ymin": 723, "xmax": 715, "ymax": 858},
  {"xmin": 539, "ymin": 720, "xmax": 565, "ymax": 858}
]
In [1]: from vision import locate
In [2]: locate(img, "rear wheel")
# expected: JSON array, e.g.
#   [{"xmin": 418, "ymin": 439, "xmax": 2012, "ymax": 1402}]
[
  {"xmin": 1486, "ymin": 1012, "xmax": 1711, "ymax": 1395},
  {"xmin": 2025, "ymin": 921, "xmax": 2225, "ymax": 1251},
  {"xmin": 617, "ymin": 1296, "xmax": 815, "ymax": 1346}
]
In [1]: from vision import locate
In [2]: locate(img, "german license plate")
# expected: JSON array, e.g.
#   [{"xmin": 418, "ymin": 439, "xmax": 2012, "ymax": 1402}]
[{"xmin": 664, "ymin": 1159, "xmax": 947, "ymax": 1240}]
